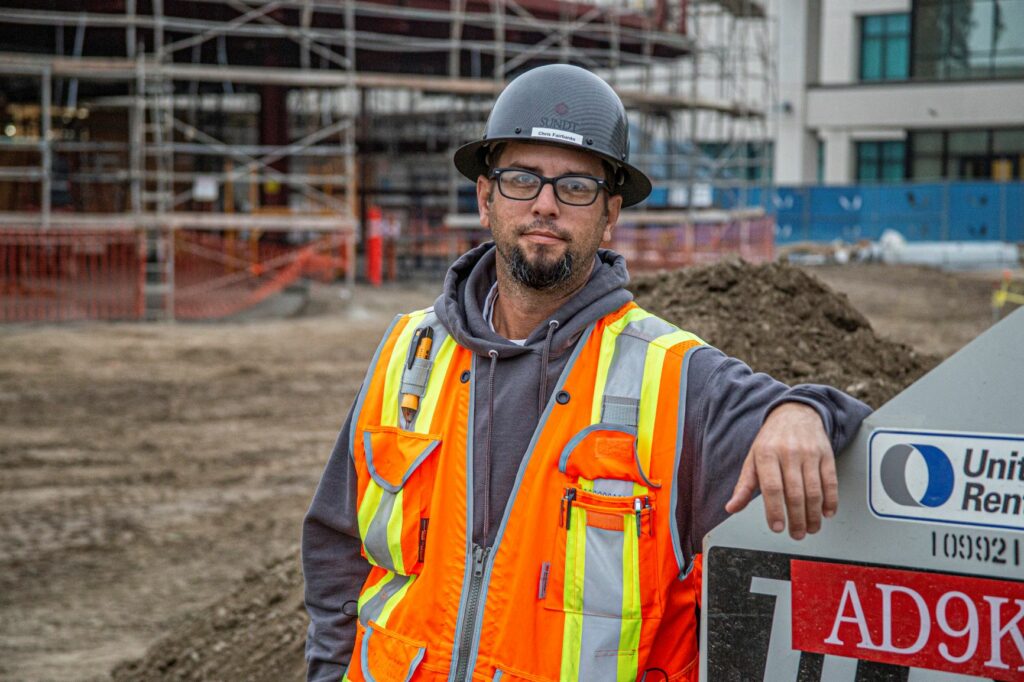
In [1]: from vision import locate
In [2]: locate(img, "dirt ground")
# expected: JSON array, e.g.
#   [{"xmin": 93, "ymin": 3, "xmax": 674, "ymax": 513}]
[{"xmin": 0, "ymin": 264, "xmax": 1013, "ymax": 682}]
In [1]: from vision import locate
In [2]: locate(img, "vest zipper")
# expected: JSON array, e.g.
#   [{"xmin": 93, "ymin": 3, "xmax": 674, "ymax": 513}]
[{"xmin": 453, "ymin": 544, "xmax": 489, "ymax": 681}]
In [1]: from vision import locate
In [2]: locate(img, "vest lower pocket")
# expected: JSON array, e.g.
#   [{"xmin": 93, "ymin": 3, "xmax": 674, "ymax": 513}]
[
  {"xmin": 359, "ymin": 620, "xmax": 426, "ymax": 682},
  {"xmin": 543, "ymin": 486, "xmax": 662, "ymax": 620},
  {"xmin": 359, "ymin": 426, "xmax": 441, "ymax": 576}
]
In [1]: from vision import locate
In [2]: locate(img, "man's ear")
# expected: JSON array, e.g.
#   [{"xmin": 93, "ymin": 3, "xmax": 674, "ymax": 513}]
[
  {"xmin": 602, "ymin": 194, "xmax": 623, "ymax": 243},
  {"xmin": 476, "ymin": 175, "xmax": 493, "ymax": 229}
]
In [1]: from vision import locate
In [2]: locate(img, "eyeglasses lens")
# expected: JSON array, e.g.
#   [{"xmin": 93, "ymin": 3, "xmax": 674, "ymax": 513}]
[{"xmin": 497, "ymin": 170, "xmax": 599, "ymax": 206}]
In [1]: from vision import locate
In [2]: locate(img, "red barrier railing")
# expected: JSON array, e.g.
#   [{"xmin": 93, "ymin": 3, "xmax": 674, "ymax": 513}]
[
  {"xmin": 0, "ymin": 230, "xmax": 143, "ymax": 322},
  {"xmin": 610, "ymin": 217, "xmax": 775, "ymax": 271}
]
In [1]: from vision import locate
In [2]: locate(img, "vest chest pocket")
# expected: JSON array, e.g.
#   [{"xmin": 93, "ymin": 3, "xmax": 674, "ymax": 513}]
[
  {"xmin": 543, "ymin": 425, "xmax": 664, "ymax": 621},
  {"xmin": 359, "ymin": 425, "xmax": 441, "ymax": 576}
]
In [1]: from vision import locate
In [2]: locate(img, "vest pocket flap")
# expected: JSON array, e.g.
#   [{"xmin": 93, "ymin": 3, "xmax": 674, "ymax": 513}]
[
  {"xmin": 557, "ymin": 423, "xmax": 660, "ymax": 489},
  {"xmin": 361, "ymin": 620, "xmax": 426, "ymax": 682},
  {"xmin": 364, "ymin": 426, "xmax": 441, "ymax": 493}
]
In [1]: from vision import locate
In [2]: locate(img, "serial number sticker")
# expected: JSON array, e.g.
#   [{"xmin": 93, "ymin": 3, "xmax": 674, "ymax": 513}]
[{"xmin": 931, "ymin": 531, "xmax": 1022, "ymax": 566}]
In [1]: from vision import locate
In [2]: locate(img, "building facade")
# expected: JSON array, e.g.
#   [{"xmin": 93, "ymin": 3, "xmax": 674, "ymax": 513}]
[{"xmin": 774, "ymin": 0, "xmax": 1024, "ymax": 185}]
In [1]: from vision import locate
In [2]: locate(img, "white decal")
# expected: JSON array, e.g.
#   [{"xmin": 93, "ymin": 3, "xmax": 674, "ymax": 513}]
[{"xmin": 530, "ymin": 127, "xmax": 584, "ymax": 146}]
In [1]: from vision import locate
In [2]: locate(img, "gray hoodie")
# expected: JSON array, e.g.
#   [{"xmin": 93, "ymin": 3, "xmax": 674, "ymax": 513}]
[{"xmin": 302, "ymin": 244, "xmax": 871, "ymax": 681}]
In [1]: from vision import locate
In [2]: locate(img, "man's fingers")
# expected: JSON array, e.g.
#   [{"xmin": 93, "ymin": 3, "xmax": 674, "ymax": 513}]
[
  {"xmin": 754, "ymin": 450, "xmax": 787, "ymax": 533},
  {"xmin": 725, "ymin": 454, "xmax": 758, "ymax": 514},
  {"xmin": 782, "ymin": 454, "xmax": 808, "ymax": 539},
  {"xmin": 820, "ymin": 451, "xmax": 839, "ymax": 519},
  {"xmin": 802, "ymin": 457, "xmax": 824, "ymax": 535}
]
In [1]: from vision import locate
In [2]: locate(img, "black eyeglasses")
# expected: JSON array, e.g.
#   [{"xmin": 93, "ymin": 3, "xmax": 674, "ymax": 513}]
[{"xmin": 489, "ymin": 168, "xmax": 610, "ymax": 206}]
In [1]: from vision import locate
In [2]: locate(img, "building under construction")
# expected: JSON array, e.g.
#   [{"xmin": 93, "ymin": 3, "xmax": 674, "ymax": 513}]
[{"xmin": 0, "ymin": 0, "xmax": 773, "ymax": 321}]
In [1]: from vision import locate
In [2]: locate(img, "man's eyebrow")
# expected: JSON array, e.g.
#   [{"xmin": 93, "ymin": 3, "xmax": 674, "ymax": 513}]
[{"xmin": 501, "ymin": 162, "xmax": 597, "ymax": 176}]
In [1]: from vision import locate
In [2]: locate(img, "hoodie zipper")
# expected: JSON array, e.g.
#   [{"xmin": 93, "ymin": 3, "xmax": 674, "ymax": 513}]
[{"xmin": 453, "ymin": 544, "xmax": 489, "ymax": 681}]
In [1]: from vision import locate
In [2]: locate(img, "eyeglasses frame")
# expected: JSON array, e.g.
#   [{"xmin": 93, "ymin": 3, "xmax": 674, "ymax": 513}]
[{"xmin": 487, "ymin": 167, "xmax": 611, "ymax": 207}]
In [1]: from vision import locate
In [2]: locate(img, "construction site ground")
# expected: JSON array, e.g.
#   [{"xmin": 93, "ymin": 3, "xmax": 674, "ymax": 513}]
[{"xmin": 0, "ymin": 263, "xmax": 1014, "ymax": 682}]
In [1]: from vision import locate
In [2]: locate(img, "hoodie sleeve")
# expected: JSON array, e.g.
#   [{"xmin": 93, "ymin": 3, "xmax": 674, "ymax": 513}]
[
  {"xmin": 675, "ymin": 347, "xmax": 872, "ymax": 564},
  {"xmin": 302, "ymin": 404, "xmax": 371, "ymax": 682}
]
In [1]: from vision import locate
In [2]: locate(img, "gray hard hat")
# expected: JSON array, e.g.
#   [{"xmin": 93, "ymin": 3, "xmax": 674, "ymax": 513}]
[{"xmin": 454, "ymin": 64, "xmax": 652, "ymax": 207}]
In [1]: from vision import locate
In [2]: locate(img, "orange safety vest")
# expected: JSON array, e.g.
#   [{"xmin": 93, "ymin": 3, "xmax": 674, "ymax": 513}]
[{"xmin": 347, "ymin": 301, "xmax": 705, "ymax": 682}]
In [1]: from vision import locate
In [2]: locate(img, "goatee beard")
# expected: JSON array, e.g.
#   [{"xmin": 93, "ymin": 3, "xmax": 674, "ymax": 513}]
[{"xmin": 502, "ymin": 242, "xmax": 574, "ymax": 291}]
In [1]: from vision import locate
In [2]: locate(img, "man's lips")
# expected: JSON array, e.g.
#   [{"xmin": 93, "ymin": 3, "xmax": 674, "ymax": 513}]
[{"xmin": 521, "ymin": 230, "xmax": 566, "ymax": 245}]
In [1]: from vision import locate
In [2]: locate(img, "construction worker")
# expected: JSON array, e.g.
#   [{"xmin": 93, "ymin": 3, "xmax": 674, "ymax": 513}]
[{"xmin": 302, "ymin": 64, "xmax": 870, "ymax": 682}]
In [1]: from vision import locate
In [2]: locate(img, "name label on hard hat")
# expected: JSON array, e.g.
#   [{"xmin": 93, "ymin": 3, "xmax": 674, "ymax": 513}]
[
  {"xmin": 531, "ymin": 127, "xmax": 583, "ymax": 146},
  {"xmin": 869, "ymin": 429, "xmax": 1024, "ymax": 533}
]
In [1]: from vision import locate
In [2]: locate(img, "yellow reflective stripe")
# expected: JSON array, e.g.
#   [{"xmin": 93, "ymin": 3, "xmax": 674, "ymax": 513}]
[
  {"xmin": 376, "ymin": 573, "xmax": 416, "ymax": 626},
  {"xmin": 381, "ymin": 311, "xmax": 429, "ymax": 427},
  {"xmin": 357, "ymin": 570, "xmax": 394, "ymax": 613},
  {"xmin": 617, "ymin": 514, "xmax": 642, "ymax": 682},
  {"xmin": 385, "ymin": 487, "xmax": 406, "ymax": 573},
  {"xmin": 560, "ymin": 508, "xmax": 587, "ymax": 681},
  {"xmin": 591, "ymin": 308, "xmax": 653, "ymax": 423},
  {"xmin": 358, "ymin": 481, "xmax": 384, "ymax": 544},
  {"xmin": 635, "ymin": 329, "xmax": 701, "ymax": 475},
  {"xmin": 412, "ymin": 335, "xmax": 457, "ymax": 434}
]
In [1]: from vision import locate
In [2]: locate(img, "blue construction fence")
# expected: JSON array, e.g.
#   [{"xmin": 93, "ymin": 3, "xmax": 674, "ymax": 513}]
[{"xmin": 711, "ymin": 181, "xmax": 1024, "ymax": 245}]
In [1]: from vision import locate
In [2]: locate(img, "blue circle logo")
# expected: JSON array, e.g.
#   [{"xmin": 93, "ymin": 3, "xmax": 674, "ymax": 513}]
[{"xmin": 879, "ymin": 443, "xmax": 955, "ymax": 508}]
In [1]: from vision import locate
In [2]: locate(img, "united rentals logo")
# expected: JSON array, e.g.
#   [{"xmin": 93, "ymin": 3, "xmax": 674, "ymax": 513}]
[{"xmin": 869, "ymin": 429, "xmax": 1024, "ymax": 532}]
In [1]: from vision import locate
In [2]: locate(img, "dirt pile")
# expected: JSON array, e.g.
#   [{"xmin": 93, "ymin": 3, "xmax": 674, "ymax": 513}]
[
  {"xmin": 111, "ymin": 553, "xmax": 307, "ymax": 682},
  {"xmin": 629, "ymin": 259, "xmax": 939, "ymax": 408},
  {"xmin": 111, "ymin": 261, "xmax": 939, "ymax": 681}
]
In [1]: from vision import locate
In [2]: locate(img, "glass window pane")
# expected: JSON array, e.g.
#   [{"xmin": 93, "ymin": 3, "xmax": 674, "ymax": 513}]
[
  {"xmin": 993, "ymin": 2, "xmax": 1024, "ymax": 75},
  {"xmin": 887, "ymin": 13, "xmax": 910, "ymax": 34},
  {"xmin": 858, "ymin": 142, "xmax": 879, "ymax": 160},
  {"xmin": 882, "ymin": 162, "xmax": 905, "ymax": 182},
  {"xmin": 863, "ymin": 15, "xmax": 884, "ymax": 37},
  {"xmin": 883, "ymin": 141, "xmax": 906, "ymax": 163},
  {"xmin": 912, "ymin": 157, "xmax": 943, "ymax": 180},
  {"xmin": 948, "ymin": 131, "xmax": 988, "ymax": 154},
  {"xmin": 885, "ymin": 37, "xmax": 910, "ymax": 78},
  {"xmin": 993, "ymin": 129, "xmax": 1024, "ymax": 154},
  {"xmin": 862, "ymin": 38, "xmax": 883, "ymax": 80},
  {"xmin": 912, "ymin": 132, "xmax": 943, "ymax": 153},
  {"xmin": 859, "ymin": 159, "xmax": 880, "ymax": 181}
]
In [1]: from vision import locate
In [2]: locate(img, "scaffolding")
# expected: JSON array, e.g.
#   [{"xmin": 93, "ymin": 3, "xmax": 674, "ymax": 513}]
[{"xmin": 0, "ymin": 0, "xmax": 773, "ymax": 320}]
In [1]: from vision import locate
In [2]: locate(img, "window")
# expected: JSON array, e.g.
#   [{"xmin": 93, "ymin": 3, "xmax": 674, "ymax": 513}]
[
  {"xmin": 909, "ymin": 128, "xmax": 1024, "ymax": 180},
  {"xmin": 860, "ymin": 13, "xmax": 910, "ymax": 81},
  {"xmin": 856, "ymin": 141, "xmax": 907, "ymax": 182},
  {"xmin": 913, "ymin": 0, "xmax": 1024, "ymax": 80}
]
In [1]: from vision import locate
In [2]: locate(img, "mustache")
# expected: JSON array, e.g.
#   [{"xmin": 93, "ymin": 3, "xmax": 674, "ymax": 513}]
[{"xmin": 515, "ymin": 221, "xmax": 571, "ymax": 241}]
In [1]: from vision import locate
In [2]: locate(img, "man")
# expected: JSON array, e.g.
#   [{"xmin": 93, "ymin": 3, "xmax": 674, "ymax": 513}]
[{"xmin": 303, "ymin": 64, "xmax": 870, "ymax": 682}]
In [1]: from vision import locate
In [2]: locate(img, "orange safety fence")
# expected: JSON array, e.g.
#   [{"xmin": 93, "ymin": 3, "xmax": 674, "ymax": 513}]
[
  {"xmin": 0, "ymin": 229, "xmax": 144, "ymax": 322},
  {"xmin": 0, "ymin": 228, "xmax": 351, "ymax": 323},
  {"xmin": 172, "ymin": 230, "xmax": 348, "ymax": 320},
  {"xmin": 609, "ymin": 216, "xmax": 775, "ymax": 271}
]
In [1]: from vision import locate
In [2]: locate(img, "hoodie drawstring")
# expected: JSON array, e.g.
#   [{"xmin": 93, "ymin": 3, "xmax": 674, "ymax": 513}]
[
  {"xmin": 483, "ymin": 349, "xmax": 499, "ymax": 544},
  {"xmin": 538, "ymin": 320, "xmax": 559, "ymax": 415}
]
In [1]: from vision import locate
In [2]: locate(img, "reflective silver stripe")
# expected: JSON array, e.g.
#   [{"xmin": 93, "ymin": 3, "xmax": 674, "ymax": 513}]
[
  {"xmin": 363, "ymin": 490, "xmax": 398, "ymax": 572},
  {"xmin": 601, "ymin": 316, "xmax": 675, "ymax": 427},
  {"xmin": 593, "ymin": 478, "xmax": 634, "ymax": 496},
  {"xmin": 459, "ymin": 322, "xmax": 598, "ymax": 679},
  {"xmin": 359, "ymin": 573, "xmax": 412, "ymax": 627},
  {"xmin": 492, "ymin": 671, "xmax": 503, "ymax": 681},
  {"xmin": 578, "ymin": 525, "xmax": 626, "ymax": 681},
  {"xmin": 350, "ymin": 314, "xmax": 404, "ymax": 458},
  {"xmin": 670, "ymin": 344, "xmax": 704, "ymax": 575},
  {"xmin": 557, "ymin": 422, "xmax": 637, "ymax": 473},
  {"xmin": 363, "ymin": 430, "xmax": 440, "ymax": 494}
]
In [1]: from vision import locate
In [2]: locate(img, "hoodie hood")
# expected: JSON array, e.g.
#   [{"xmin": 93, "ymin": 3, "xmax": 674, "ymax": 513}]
[{"xmin": 434, "ymin": 242, "xmax": 633, "ymax": 359}]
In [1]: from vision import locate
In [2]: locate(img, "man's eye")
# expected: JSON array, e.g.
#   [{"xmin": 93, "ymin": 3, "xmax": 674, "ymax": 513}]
[
  {"xmin": 561, "ymin": 178, "xmax": 595, "ymax": 194},
  {"xmin": 508, "ymin": 173, "xmax": 539, "ymax": 187}
]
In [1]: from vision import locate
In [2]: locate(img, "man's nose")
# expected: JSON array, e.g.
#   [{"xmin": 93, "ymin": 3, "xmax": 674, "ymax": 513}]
[{"xmin": 531, "ymin": 182, "xmax": 561, "ymax": 218}]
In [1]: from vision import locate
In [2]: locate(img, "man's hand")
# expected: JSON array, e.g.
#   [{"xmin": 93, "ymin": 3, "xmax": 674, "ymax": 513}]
[{"xmin": 724, "ymin": 402, "xmax": 837, "ymax": 540}]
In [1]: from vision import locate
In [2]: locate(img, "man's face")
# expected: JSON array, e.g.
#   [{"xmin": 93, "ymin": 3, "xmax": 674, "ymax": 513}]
[{"xmin": 476, "ymin": 141, "xmax": 623, "ymax": 292}]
